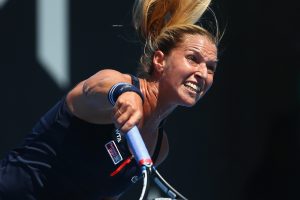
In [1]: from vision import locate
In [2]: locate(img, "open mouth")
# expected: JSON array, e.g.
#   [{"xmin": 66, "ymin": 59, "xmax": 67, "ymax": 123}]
[{"xmin": 183, "ymin": 81, "xmax": 202, "ymax": 94}]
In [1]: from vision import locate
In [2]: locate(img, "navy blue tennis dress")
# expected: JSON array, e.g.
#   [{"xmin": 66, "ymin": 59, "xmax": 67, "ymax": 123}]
[{"xmin": 0, "ymin": 75, "xmax": 164, "ymax": 200}]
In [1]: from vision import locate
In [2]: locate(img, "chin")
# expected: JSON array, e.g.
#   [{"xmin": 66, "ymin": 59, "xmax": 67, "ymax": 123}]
[
  {"xmin": 179, "ymin": 97, "xmax": 199, "ymax": 107},
  {"xmin": 176, "ymin": 90, "xmax": 200, "ymax": 107}
]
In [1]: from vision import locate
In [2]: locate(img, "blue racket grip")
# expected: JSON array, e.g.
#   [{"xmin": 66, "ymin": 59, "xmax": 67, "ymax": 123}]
[
  {"xmin": 125, "ymin": 126, "xmax": 153, "ymax": 167},
  {"xmin": 108, "ymin": 85, "xmax": 151, "ymax": 166}
]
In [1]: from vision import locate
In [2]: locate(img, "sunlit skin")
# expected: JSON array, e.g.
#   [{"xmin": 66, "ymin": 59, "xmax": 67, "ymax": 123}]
[
  {"xmin": 66, "ymin": 33, "xmax": 218, "ymax": 200},
  {"xmin": 156, "ymin": 34, "xmax": 218, "ymax": 108},
  {"xmin": 136, "ymin": 34, "xmax": 217, "ymax": 127},
  {"xmin": 140, "ymin": 34, "xmax": 218, "ymax": 144},
  {"xmin": 67, "ymin": 33, "xmax": 218, "ymax": 151}
]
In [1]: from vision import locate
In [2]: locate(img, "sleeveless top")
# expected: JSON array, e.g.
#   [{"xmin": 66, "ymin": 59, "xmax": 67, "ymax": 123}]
[{"xmin": 0, "ymin": 75, "xmax": 164, "ymax": 200}]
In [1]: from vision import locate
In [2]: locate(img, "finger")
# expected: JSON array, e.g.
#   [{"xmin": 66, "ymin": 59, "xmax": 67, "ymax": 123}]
[
  {"xmin": 119, "ymin": 110, "xmax": 142, "ymax": 133},
  {"xmin": 113, "ymin": 108, "xmax": 131, "ymax": 129},
  {"xmin": 113, "ymin": 113, "xmax": 130, "ymax": 130},
  {"xmin": 112, "ymin": 107, "xmax": 123, "ymax": 119},
  {"xmin": 112, "ymin": 101, "xmax": 125, "ymax": 115},
  {"xmin": 112, "ymin": 101, "xmax": 130, "ymax": 121}
]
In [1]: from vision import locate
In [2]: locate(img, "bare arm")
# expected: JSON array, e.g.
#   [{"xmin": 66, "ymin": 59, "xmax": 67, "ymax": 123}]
[{"xmin": 66, "ymin": 69, "xmax": 143, "ymax": 132}]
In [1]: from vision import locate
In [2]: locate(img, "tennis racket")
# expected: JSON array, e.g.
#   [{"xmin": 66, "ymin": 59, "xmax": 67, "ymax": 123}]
[{"xmin": 125, "ymin": 126, "xmax": 188, "ymax": 200}]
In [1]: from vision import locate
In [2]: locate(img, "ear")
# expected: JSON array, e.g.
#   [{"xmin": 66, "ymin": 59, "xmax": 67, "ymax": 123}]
[{"xmin": 152, "ymin": 50, "xmax": 166, "ymax": 75}]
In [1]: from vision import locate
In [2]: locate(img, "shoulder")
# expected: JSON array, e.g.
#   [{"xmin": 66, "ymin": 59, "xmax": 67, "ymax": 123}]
[
  {"xmin": 88, "ymin": 69, "xmax": 132, "ymax": 83},
  {"xmin": 79, "ymin": 69, "xmax": 134, "ymax": 94},
  {"xmin": 94, "ymin": 69, "xmax": 123, "ymax": 76}
]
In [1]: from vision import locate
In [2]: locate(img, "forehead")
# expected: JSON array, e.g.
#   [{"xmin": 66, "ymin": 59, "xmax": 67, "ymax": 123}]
[{"xmin": 177, "ymin": 34, "xmax": 218, "ymax": 59}]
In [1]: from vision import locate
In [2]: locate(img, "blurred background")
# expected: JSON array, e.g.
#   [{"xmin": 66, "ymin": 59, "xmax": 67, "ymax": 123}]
[{"xmin": 0, "ymin": 0, "xmax": 299, "ymax": 199}]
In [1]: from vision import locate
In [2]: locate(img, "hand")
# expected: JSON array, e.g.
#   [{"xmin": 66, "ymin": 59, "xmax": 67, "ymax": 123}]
[{"xmin": 112, "ymin": 91, "xmax": 143, "ymax": 133}]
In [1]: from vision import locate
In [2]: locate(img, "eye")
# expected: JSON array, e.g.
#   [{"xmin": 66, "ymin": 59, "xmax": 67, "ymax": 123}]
[
  {"xmin": 207, "ymin": 64, "xmax": 217, "ymax": 74},
  {"xmin": 186, "ymin": 55, "xmax": 197, "ymax": 63}
]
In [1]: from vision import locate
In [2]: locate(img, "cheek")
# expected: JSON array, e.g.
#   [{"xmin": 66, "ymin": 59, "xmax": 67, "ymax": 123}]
[
  {"xmin": 163, "ymin": 64, "xmax": 183, "ymax": 83},
  {"xmin": 168, "ymin": 64, "xmax": 191, "ymax": 82}
]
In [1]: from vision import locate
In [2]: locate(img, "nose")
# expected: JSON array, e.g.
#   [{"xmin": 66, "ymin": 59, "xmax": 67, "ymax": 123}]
[{"xmin": 195, "ymin": 62, "xmax": 208, "ymax": 79}]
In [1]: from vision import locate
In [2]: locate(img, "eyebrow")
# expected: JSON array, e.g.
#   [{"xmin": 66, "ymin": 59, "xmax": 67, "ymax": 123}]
[{"xmin": 187, "ymin": 48, "xmax": 219, "ymax": 63}]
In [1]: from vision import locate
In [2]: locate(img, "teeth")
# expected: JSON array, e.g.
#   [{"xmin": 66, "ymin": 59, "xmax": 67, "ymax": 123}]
[{"xmin": 184, "ymin": 82, "xmax": 201, "ymax": 93}]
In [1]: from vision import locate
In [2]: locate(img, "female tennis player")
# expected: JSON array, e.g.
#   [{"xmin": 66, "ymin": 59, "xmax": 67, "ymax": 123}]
[{"xmin": 0, "ymin": 0, "xmax": 219, "ymax": 199}]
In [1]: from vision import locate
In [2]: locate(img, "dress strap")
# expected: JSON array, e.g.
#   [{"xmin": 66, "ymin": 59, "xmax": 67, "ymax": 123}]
[{"xmin": 130, "ymin": 74, "xmax": 140, "ymax": 89}]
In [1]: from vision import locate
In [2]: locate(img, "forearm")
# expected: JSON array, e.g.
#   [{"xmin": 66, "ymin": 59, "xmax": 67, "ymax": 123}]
[
  {"xmin": 66, "ymin": 69, "xmax": 144, "ymax": 132},
  {"xmin": 66, "ymin": 69, "xmax": 131, "ymax": 123}
]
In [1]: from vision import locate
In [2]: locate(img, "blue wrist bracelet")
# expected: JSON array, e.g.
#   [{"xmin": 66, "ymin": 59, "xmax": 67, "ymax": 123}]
[{"xmin": 108, "ymin": 82, "xmax": 144, "ymax": 105}]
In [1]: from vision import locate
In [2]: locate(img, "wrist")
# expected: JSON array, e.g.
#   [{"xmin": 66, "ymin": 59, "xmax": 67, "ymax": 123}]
[{"xmin": 108, "ymin": 82, "xmax": 144, "ymax": 106}]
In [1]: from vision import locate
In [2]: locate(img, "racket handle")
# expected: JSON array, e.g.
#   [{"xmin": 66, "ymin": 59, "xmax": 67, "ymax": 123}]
[
  {"xmin": 108, "ymin": 85, "xmax": 151, "ymax": 167},
  {"xmin": 126, "ymin": 126, "xmax": 153, "ymax": 166}
]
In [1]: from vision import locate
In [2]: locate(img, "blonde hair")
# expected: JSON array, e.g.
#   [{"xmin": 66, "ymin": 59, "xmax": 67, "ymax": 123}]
[{"xmin": 133, "ymin": 0, "xmax": 219, "ymax": 77}]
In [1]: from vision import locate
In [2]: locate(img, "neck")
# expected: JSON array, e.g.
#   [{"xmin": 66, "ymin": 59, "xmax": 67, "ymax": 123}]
[{"xmin": 139, "ymin": 77, "xmax": 177, "ymax": 130}]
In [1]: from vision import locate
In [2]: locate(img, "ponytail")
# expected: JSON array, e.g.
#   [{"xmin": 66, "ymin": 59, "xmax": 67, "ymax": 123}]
[
  {"xmin": 132, "ymin": 0, "xmax": 218, "ymax": 77},
  {"xmin": 133, "ymin": 0, "xmax": 211, "ymax": 40}
]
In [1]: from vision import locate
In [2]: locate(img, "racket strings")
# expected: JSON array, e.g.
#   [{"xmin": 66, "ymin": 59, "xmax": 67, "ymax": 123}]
[
  {"xmin": 139, "ymin": 167, "xmax": 152, "ymax": 200},
  {"xmin": 139, "ymin": 166, "xmax": 188, "ymax": 200},
  {"xmin": 152, "ymin": 168, "xmax": 188, "ymax": 200}
]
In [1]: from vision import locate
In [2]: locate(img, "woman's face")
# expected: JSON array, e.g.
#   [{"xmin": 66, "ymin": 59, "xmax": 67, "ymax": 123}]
[{"xmin": 158, "ymin": 34, "xmax": 218, "ymax": 107}]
